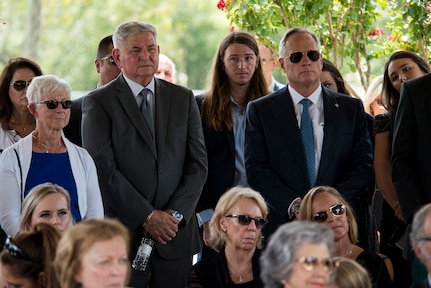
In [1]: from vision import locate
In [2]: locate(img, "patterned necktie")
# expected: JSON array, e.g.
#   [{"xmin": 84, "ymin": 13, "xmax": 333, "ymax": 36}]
[
  {"xmin": 300, "ymin": 98, "xmax": 316, "ymax": 187},
  {"xmin": 140, "ymin": 88, "xmax": 154, "ymax": 138}
]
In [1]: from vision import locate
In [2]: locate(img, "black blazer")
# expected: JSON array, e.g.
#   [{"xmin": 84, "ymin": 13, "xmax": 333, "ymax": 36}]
[
  {"xmin": 245, "ymin": 85, "xmax": 373, "ymax": 236},
  {"xmin": 195, "ymin": 95, "xmax": 236, "ymax": 214},
  {"xmin": 392, "ymin": 73, "xmax": 431, "ymax": 223},
  {"xmin": 63, "ymin": 96, "xmax": 84, "ymax": 146}
]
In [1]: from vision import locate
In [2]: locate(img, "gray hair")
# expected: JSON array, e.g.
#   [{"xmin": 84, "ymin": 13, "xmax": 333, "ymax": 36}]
[
  {"xmin": 260, "ymin": 221, "xmax": 334, "ymax": 288},
  {"xmin": 26, "ymin": 74, "xmax": 71, "ymax": 104},
  {"xmin": 113, "ymin": 21, "xmax": 157, "ymax": 49},
  {"xmin": 411, "ymin": 203, "xmax": 431, "ymax": 259},
  {"xmin": 279, "ymin": 27, "xmax": 321, "ymax": 59}
]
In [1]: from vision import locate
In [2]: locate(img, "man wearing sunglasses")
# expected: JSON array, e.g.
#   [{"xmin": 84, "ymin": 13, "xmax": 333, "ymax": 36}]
[
  {"xmin": 245, "ymin": 27, "xmax": 373, "ymax": 244},
  {"xmin": 81, "ymin": 21, "xmax": 207, "ymax": 288},
  {"xmin": 64, "ymin": 35, "xmax": 120, "ymax": 147}
]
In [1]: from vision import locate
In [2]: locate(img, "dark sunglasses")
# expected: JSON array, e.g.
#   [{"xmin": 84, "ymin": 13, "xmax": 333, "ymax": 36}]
[
  {"xmin": 312, "ymin": 204, "xmax": 346, "ymax": 223},
  {"xmin": 37, "ymin": 100, "xmax": 72, "ymax": 110},
  {"xmin": 297, "ymin": 256, "xmax": 338, "ymax": 272},
  {"xmin": 11, "ymin": 80, "xmax": 31, "ymax": 91},
  {"xmin": 4, "ymin": 236, "xmax": 36, "ymax": 262},
  {"xmin": 100, "ymin": 55, "xmax": 117, "ymax": 66},
  {"xmin": 226, "ymin": 214, "xmax": 268, "ymax": 229},
  {"xmin": 285, "ymin": 50, "xmax": 320, "ymax": 64}
]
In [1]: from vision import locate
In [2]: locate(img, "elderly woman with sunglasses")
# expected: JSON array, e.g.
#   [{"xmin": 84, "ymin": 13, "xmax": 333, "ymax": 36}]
[
  {"xmin": 298, "ymin": 186, "xmax": 393, "ymax": 288},
  {"xmin": 0, "ymin": 57, "xmax": 43, "ymax": 153},
  {"xmin": 0, "ymin": 74, "xmax": 103, "ymax": 237},
  {"xmin": 260, "ymin": 221, "xmax": 338, "ymax": 288},
  {"xmin": 189, "ymin": 186, "xmax": 268, "ymax": 288}
]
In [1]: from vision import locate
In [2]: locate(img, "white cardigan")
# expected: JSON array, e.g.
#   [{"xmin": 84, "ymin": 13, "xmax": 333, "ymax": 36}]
[{"xmin": 0, "ymin": 133, "xmax": 104, "ymax": 236}]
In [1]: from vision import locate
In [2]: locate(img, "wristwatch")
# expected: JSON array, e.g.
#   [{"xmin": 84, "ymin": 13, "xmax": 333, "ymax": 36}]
[
  {"xmin": 168, "ymin": 209, "xmax": 185, "ymax": 228},
  {"xmin": 170, "ymin": 210, "xmax": 184, "ymax": 222}
]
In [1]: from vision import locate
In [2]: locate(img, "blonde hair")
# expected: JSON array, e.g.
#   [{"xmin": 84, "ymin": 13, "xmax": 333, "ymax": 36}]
[
  {"xmin": 209, "ymin": 186, "xmax": 269, "ymax": 251},
  {"xmin": 20, "ymin": 182, "xmax": 73, "ymax": 232},
  {"xmin": 362, "ymin": 75, "xmax": 383, "ymax": 115},
  {"xmin": 331, "ymin": 257, "xmax": 371, "ymax": 288},
  {"xmin": 54, "ymin": 218, "xmax": 130, "ymax": 288},
  {"xmin": 298, "ymin": 186, "xmax": 358, "ymax": 244}
]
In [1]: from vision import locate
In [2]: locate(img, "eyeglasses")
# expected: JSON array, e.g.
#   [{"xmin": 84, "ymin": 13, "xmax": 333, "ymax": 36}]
[
  {"xmin": 418, "ymin": 237, "xmax": 431, "ymax": 242},
  {"xmin": 4, "ymin": 236, "xmax": 36, "ymax": 262},
  {"xmin": 285, "ymin": 50, "xmax": 320, "ymax": 64},
  {"xmin": 11, "ymin": 80, "xmax": 31, "ymax": 91},
  {"xmin": 37, "ymin": 100, "xmax": 73, "ymax": 110},
  {"xmin": 297, "ymin": 256, "xmax": 338, "ymax": 272},
  {"xmin": 100, "ymin": 55, "xmax": 117, "ymax": 66},
  {"xmin": 261, "ymin": 58, "xmax": 275, "ymax": 65},
  {"xmin": 225, "ymin": 214, "xmax": 267, "ymax": 229},
  {"xmin": 312, "ymin": 204, "xmax": 346, "ymax": 223}
]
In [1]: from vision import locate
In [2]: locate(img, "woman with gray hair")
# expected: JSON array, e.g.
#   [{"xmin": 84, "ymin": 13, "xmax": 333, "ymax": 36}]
[
  {"xmin": 0, "ymin": 74, "xmax": 103, "ymax": 236},
  {"xmin": 260, "ymin": 221, "xmax": 337, "ymax": 288},
  {"xmin": 189, "ymin": 186, "xmax": 268, "ymax": 287}
]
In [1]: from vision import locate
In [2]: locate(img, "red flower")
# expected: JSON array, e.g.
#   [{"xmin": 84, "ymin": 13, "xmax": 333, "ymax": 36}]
[
  {"xmin": 217, "ymin": 0, "xmax": 226, "ymax": 11},
  {"xmin": 368, "ymin": 27, "xmax": 385, "ymax": 37},
  {"xmin": 229, "ymin": 26, "xmax": 235, "ymax": 32}
]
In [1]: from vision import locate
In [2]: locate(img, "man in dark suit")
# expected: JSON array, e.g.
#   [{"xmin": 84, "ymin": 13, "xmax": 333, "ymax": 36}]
[
  {"xmin": 64, "ymin": 35, "xmax": 120, "ymax": 146},
  {"xmin": 392, "ymin": 73, "xmax": 431, "ymax": 226},
  {"xmin": 81, "ymin": 21, "xmax": 207, "ymax": 288},
  {"xmin": 410, "ymin": 203, "xmax": 431, "ymax": 288},
  {"xmin": 245, "ymin": 27, "xmax": 373, "ymax": 239}
]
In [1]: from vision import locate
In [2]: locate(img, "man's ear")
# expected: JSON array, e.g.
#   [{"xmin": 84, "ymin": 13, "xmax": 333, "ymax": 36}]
[
  {"xmin": 95, "ymin": 59, "xmax": 101, "ymax": 74},
  {"xmin": 413, "ymin": 241, "xmax": 426, "ymax": 263}
]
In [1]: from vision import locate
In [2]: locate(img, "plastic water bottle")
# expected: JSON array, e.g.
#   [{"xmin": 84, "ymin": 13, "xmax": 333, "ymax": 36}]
[{"xmin": 131, "ymin": 236, "xmax": 155, "ymax": 271}]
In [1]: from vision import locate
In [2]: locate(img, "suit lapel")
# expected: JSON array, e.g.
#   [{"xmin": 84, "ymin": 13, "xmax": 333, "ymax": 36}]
[
  {"xmin": 154, "ymin": 79, "xmax": 170, "ymax": 160},
  {"xmin": 271, "ymin": 89, "xmax": 308, "ymax": 174},
  {"xmin": 115, "ymin": 76, "xmax": 157, "ymax": 157},
  {"xmin": 318, "ymin": 89, "xmax": 340, "ymax": 176}
]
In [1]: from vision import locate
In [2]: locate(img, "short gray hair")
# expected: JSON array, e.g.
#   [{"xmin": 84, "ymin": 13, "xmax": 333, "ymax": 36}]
[
  {"xmin": 26, "ymin": 74, "xmax": 71, "ymax": 104},
  {"xmin": 279, "ymin": 27, "xmax": 321, "ymax": 59},
  {"xmin": 260, "ymin": 221, "xmax": 334, "ymax": 288},
  {"xmin": 113, "ymin": 21, "xmax": 157, "ymax": 49},
  {"xmin": 411, "ymin": 203, "xmax": 431, "ymax": 259}
]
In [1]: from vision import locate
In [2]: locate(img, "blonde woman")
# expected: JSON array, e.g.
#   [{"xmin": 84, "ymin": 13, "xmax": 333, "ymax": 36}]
[{"xmin": 330, "ymin": 257, "xmax": 371, "ymax": 288}]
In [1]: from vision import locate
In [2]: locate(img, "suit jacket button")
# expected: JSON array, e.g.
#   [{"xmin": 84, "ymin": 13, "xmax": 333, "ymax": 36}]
[{"xmin": 158, "ymin": 169, "xmax": 162, "ymax": 174}]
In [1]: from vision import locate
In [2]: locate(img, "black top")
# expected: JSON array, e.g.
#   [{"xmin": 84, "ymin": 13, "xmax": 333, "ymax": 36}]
[
  {"xmin": 188, "ymin": 248, "xmax": 263, "ymax": 288},
  {"xmin": 374, "ymin": 111, "xmax": 395, "ymax": 138},
  {"xmin": 356, "ymin": 250, "xmax": 393, "ymax": 288}
]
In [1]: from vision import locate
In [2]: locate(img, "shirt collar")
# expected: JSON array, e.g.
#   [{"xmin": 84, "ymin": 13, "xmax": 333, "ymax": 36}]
[
  {"xmin": 289, "ymin": 84, "xmax": 322, "ymax": 105},
  {"xmin": 123, "ymin": 74, "xmax": 156, "ymax": 97}
]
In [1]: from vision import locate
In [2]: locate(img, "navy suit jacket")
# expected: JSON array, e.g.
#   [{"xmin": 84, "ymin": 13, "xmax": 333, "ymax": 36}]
[
  {"xmin": 392, "ymin": 73, "xmax": 431, "ymax": 223},
  {"xmin": 195, "ymin": 95, "xmax": 236, "ymax": 214},
  {"xmin": 245, "ymin": 85, "xmax": 373, "ymax": 236}
]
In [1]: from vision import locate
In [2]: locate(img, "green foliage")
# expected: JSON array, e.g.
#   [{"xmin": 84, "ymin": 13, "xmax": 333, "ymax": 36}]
[
  {"xmin": 0, "ymin": 0, "xmax": 230, "ymax": 91},
  {"xmin": 219, "ymin": 0, "xmax": 431, "ymax": 89}
]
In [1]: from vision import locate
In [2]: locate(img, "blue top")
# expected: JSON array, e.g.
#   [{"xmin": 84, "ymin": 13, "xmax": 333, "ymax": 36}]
[{"xmin": 25, "ymin": 152, "xmax": 81, "ymax": 222}]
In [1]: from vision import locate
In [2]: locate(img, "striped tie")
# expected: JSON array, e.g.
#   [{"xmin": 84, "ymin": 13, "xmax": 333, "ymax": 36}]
[{"xmin": 300, "ymin": 98, "xmax": 316, "ymax": 187}]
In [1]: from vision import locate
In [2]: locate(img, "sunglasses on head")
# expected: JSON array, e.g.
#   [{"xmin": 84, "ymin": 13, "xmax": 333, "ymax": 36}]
[
  {"xmin": 11, "ymin": 80, "xmax": 31, "ymax": 91},
  {"xmin": 226, "ymin": 214, "xmax": 268, "ymax": 229},
  {"xmin": 4, "ymin": 236, "xmax": 36, "ymax": 262},
  {"xmin": 312, "ymin": 204, "xmax": 346, "ymax": 223},
  {"xmin": 297, "ymin": 256, "xmax": 338, "ymax": 272},
  {"xmin": 37, "ymin": 100, "xmax": 72, "ymax": 110},
  {"xmin": 100, "ymin": 55, "xmax": 117, "ymax": 66},
  {"xmin": 285, "ymin": 50, "xmax": 320, "ymax": 64}
]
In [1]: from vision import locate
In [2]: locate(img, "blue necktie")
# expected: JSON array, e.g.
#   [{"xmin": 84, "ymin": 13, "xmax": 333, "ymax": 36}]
[
  {"xmin": 140, "ymin": 88, "xmax": 154, "ymax": 138},
  {"xmin": 300, "ymin": 98, "xmax": 316, "ymax": 187}
]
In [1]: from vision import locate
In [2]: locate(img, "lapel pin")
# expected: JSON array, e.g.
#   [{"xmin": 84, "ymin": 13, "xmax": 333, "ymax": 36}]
[{"xmin": 335, "ymin": 103, "xmax": 339, "ymax": 107}]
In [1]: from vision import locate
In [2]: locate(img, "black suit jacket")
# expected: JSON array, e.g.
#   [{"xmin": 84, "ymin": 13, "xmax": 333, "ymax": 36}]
[
  {"xmin": 392, "ymin": 73, "xmax": 431, "ymax": 223},
  {"xmin": 411, "ymin": 279, "xmax": 431, "ymax": 288},
  {"xmin": 64, "ymin": 96, "xmax": 84, "ymax": 146},
  {"xmin": 195, "ymin": 95, "xmax": 236, "ymax": 214},
  {"xmin": 245, "ymin": 85, "xmax": 373, "ymax": 236},
  {"xmin": 81, "ymin": 74, "xmax": 208, "ymax": 259}
]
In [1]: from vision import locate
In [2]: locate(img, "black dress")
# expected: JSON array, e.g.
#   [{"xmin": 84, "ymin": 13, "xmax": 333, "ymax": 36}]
[
  {"xmin": 356, "ymin": 250, "xmax": 393, "ymax": 288},
  {"xmin": 374, "ymin": 112, "xmax": 411, "ymax": 288},
  {"xmin": 188, "ymin": 248, "xmax": 263, "ymax": 288}
]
